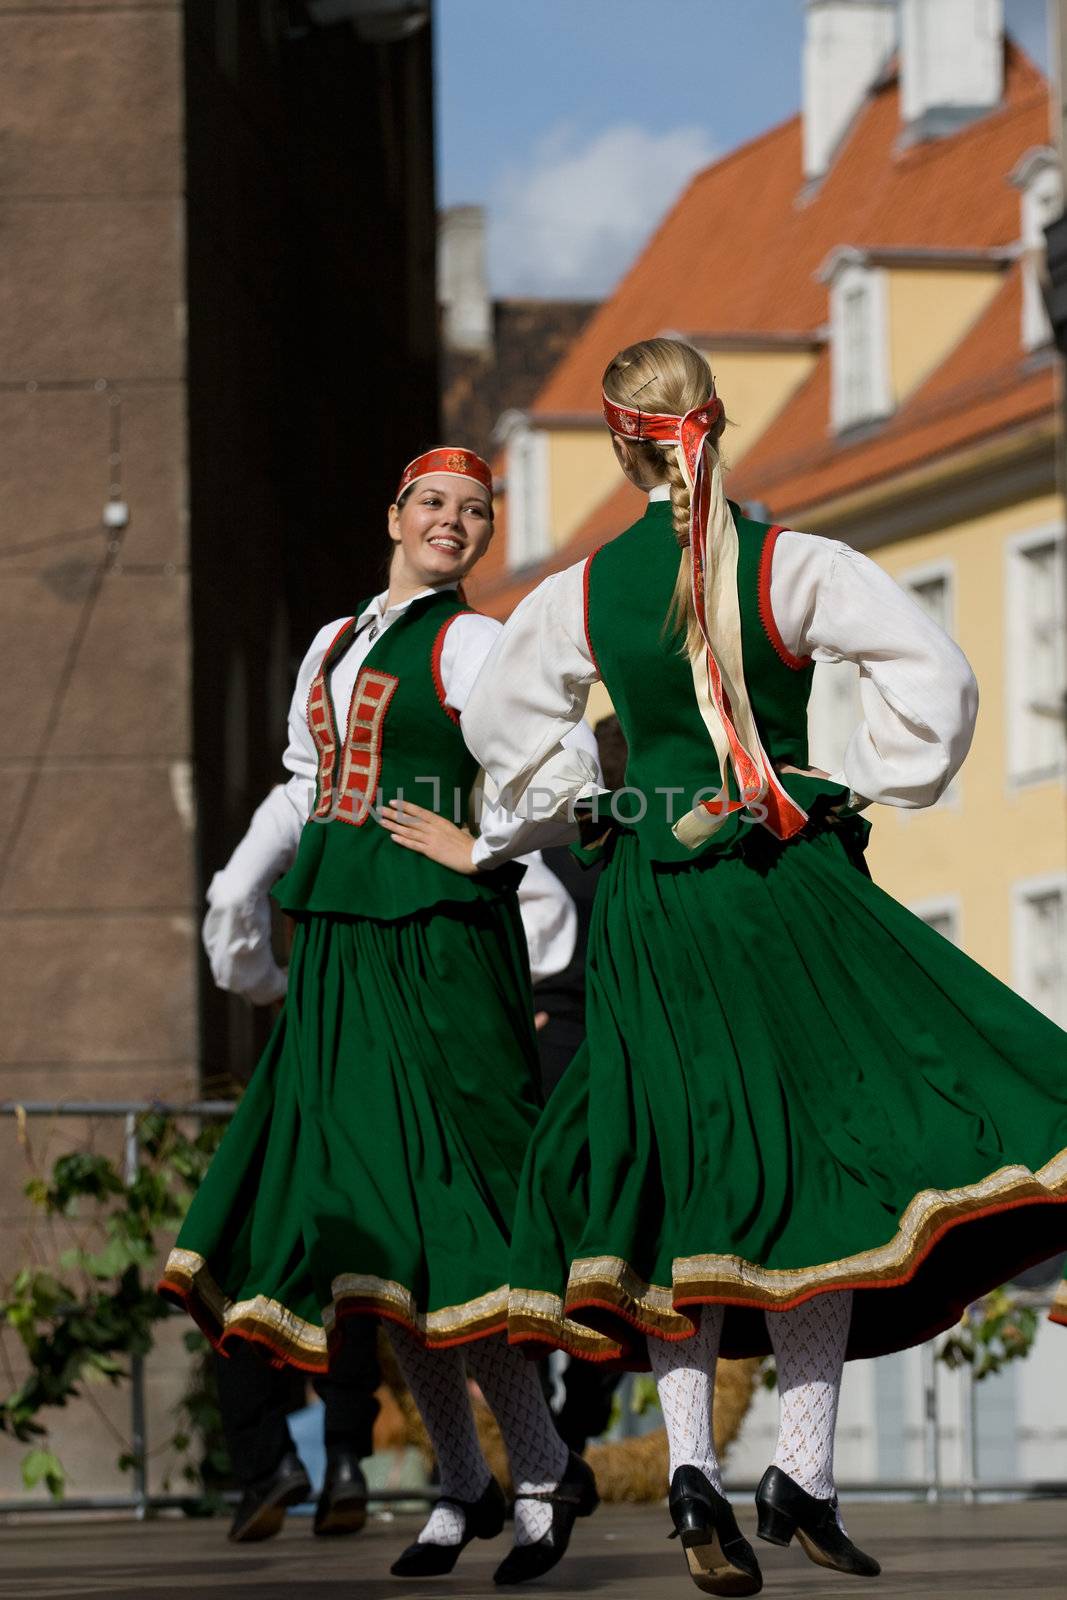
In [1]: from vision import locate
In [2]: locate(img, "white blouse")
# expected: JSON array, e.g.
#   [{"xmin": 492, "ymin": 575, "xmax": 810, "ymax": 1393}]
[
  {"xmin": 460, "ymin": 494, "xmax": 980, "ymax": 822},
  {"xmin": 204, "ymin": 585, "xmax": 598, "ymax": 1002}
]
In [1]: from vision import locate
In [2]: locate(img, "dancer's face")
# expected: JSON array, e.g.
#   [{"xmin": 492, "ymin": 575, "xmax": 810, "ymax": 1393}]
[{"xmin": 387, "ymin": 474, "xmax": 494, "ymax": 588}]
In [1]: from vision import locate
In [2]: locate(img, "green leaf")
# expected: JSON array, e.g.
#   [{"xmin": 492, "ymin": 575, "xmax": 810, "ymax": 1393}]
[{"xmin": 21, "ymin": 1447, "xmax": 66, "ymax": 1500}]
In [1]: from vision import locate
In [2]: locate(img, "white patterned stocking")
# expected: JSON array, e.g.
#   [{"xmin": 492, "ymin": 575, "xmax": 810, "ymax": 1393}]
[
  {"xmin": 765, "ymin": 1290, "xmax": 852, "ymax": 1503},
  {"xmin": 386, "ymin": 1323, "xmax": 491, "ymax": 1546},
  {"xmin": 465, "ymin": 1337, "xmax": 571, "ymax": 1546},
  {"xmin": 647, "ymin": 1305, "xmax": 726, "ymax": 1493}
]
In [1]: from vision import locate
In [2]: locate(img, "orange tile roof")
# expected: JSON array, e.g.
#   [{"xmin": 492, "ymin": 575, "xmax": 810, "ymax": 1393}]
[{"xmin": 533, "ymin": 43, "xmax": 1048, "ymax": 420}]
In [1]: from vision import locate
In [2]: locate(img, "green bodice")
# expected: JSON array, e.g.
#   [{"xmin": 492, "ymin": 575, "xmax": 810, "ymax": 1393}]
[
  {"xmin": 585, "ymin": 500, "xmax": 827, "ymax": 862},
  {"xmin": 274, "ymin": 590, "xmax": 516, "ymax": 920}
]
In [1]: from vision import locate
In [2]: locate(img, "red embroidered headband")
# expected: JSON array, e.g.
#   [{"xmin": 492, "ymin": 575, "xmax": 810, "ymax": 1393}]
[{"xmin": 396, "ymin": 447, "xmax": 493, "ymax": 503}]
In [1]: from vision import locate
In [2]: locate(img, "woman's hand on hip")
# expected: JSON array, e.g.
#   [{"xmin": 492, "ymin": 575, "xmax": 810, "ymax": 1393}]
[{"xmin": 378, "ymin": 798, "xmax": 479, "ymax": 875}]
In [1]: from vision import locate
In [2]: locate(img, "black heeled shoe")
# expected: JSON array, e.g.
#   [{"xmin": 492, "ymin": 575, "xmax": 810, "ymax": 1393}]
[
  {"xmin": 390, "ymin": 1475, "xmax": 506, "ymax": 1577},
  {"xmin": 668, "ymin": 1466, "xmax": 763, "ymax": 1596},
  {"xmin": 492, "ymin": 1451, "xmax": 599, "ymax": 1586},
  {"xmin": 755, "ymin": 1465, "xmax": 880, "ymax": 1577},
  {"xmin": 228, "ymin": 1449, "xmax": 311, "ymax": 1543},
  {"xmin": 314, "ymin": 1448, "xmax": 367, "ymax": 1536}
]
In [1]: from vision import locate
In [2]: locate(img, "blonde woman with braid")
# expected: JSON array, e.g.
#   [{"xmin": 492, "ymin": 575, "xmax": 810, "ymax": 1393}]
[{"xmin": 432, "ymin": 340, "xmax": 1067, "ymax": 1593}]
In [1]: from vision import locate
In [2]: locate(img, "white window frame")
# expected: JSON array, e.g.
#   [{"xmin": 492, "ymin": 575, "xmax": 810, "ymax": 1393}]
[
  {"xmin": 1011, "ymin": 871, "xmax": 1067, "ymax": 1027},
  {"xmin": 504, "ymin": 421, "xmax": 550, "ymax": 571},
  {"xmin": 898, "ymin": 557, "xmax": 960, "ymax": 808},
  {"xmin": 909, "ymin": 893, "xmax": 962, "ymax": 948},
  {"xmin": 1019, "ymin": 156, "xmax": 1063, "ymax": 352},
  {"xmin": 1004, "ymin": 522, "xmax": 1067, "ymax": 788},
  {"xmin": 829, "ymin": 260, "xmax": 891, "ymax": 432}
]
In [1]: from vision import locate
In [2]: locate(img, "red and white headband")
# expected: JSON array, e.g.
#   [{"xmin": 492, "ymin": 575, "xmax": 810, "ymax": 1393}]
[{"xmin": 396, "ymin": 446, "xmax": 493, "ymax": 503}]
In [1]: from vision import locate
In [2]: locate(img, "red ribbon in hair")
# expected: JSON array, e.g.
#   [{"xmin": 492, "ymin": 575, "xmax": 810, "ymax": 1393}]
[{"xmin": 602, "ymin": 386, "xmax": 808, "ymax": 842}]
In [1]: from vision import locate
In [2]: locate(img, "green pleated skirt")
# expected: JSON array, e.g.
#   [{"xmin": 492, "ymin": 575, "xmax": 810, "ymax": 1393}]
[
  {"xmin": 506, "ymin": 820, "xmax": 1067, "ymax": 1364},
  {"xmin": 161, "ymin": 894, "xmax": 540, "ymax": 1371}
]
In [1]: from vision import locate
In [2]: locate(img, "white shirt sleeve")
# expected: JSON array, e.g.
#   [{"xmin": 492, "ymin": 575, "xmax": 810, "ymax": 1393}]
[
  {"xmin": 515, "ymin": 850, "xmax": 579, "ymax": 985},
  {"xmin": 279, "ymin": 619, "xmax": 349, "ymax": 826},
  {"xmin": 203, "ymin": 619, "xmax": 349, "ymax": 1005},
  {"xmin": 461, "ymin": 562, "xmax": 603, "ymax": 824},
  {"xmin": 441, "ymin": 608, "xmax": 603, "ymax": 868},
  {"xmin": 770, "ymin": 532, "xmax": 979, "ymax": 808},
  {"xmin": 202, "ymin": 786, "xmax": 302, "ymax": 1005}
]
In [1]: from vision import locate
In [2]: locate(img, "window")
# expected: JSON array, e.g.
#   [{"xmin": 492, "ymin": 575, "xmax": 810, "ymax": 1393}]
[
  {"xmin": 1017, "ymin": 154, "xmax": 1063, "ymax": 351},
  {"xmin": 910, "ymin": 896, "xmax": 961, "ymax": 947},
  {"xmin": 1013, "ymin": 876, "xmax": 1067, "ymax": 1027},
  {"xmin": 807, "ymin": 659, "xmax": 862, "ymax": 775},
  {"xmin": 830, "ymin": 260, "xmax": 890, "ymax": 432},
  {"xmin": 1006, "ymin": 528, "xmax": 1066, "ymax": 784},
  {"xmin": 900, "ymin": 560, "xmax": 958, "ymax": 805},
  {"xmin": 505, "ymin": 422, "xmax": 550, "ymax": 570}
]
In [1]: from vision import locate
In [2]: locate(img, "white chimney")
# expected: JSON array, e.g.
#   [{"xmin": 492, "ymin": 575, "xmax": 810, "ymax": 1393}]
[
  {"xmin": 438, "ymin": 205, "xmax": 492, "ymax": 357},
  {"xmin": 803, "ymin": 0, "xmax": 897, "ymax": 181},
  {"xmin": 900, "ymin": 0, "xmax": 1003, "ymax": 139}
]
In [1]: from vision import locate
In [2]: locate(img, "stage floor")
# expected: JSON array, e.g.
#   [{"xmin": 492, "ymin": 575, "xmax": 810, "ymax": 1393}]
[{"xmin": 0, "ymin": 1499, "xmax": 1063, "ymax": 1598}]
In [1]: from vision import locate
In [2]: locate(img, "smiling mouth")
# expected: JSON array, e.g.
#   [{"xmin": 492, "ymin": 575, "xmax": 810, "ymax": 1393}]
[{"xmin": 428, "ymin": 535, "xmax": 464, "ymax": 553}]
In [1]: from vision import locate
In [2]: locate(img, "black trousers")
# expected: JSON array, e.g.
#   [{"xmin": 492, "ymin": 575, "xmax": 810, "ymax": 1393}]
[
  {"xmin": 536, "ymin": 1010, "xmax": 623, "ymax": 1452},
  {"xmin": 215, "ymin": 1318, "xmax": 381, "ymax": 1488}
]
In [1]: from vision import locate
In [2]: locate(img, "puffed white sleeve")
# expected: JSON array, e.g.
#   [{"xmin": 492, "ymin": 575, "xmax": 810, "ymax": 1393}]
[
  {"xmin": 460, "ymin": 562, "xmax": 603, "ymax": 822},
  {"xmin": 279, "ymin": 619, "xmax": 348, "ymax": 826},
  {"xmin": 770, "ymin": 533, "xmax": 979, "ymax": 808},
  {"xmin": 202, "ymin": 620, "xmax": 345, "ymax": 1004},
  {"xmin": 439, "ymin": 607, "xmax": 603, "ymax": 867}
]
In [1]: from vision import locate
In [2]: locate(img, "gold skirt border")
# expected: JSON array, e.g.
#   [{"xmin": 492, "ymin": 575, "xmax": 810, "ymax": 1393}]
[
  {"xmin": 508, "ymin": 1153, "xmax": 1067, "ymax": 1359},
  {"xmin": 159, "ymin": 1248, "xmax": 532, "ymax": 1371}
]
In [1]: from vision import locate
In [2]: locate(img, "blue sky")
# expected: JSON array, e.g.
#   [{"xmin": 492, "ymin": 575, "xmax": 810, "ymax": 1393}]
[{"xmin": 435, "ymin": 0, "xmax": 1051, "ymax": 298}]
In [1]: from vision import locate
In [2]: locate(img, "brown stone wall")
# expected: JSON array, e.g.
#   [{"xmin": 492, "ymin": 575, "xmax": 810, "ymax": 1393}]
[
  {"xmin": 0, "ymin": 0, "xmax": 193, "ymax": 1502},
  {"xmin": 0, "ymin": 1, "xmax": 439, "ymax": 1505}
]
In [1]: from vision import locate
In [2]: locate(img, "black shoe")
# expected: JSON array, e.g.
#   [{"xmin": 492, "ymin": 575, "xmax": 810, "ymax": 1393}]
[
  {"xmin": 390, "ymin": 1476, "xmax": 506, "ymax": 1577},
  {"xmin": 755, "ymin": 1465, "xmax": 880, "ymax": 1577},
  {"xmin": 228, "ymin": 1450, "xmax": 311, "ymax": 1543},
  {"xmin": 668, "ymin": 1466, "xmax": 763, "ymax": 1596},
  {"xmin": 492, "ymin": 1451, "xmax": 599, "ymax": 1586},
  {"xmin": 314, "ymin": 1449, "xmax": 368, "ymax": 1537}
]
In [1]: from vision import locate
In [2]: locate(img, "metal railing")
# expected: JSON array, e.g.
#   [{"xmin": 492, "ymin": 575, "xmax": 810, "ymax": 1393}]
[{"xmin": 2, "ymin": 1100, "xmax": 1065, "ymax": 1517}]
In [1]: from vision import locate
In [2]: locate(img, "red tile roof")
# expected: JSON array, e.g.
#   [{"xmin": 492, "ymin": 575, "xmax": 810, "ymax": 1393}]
[
  {"xmin": 472, "ymin": 42, "xmax": 1059, "ymax": 613},
  {"xmin": 533, "ymin": 43, "xmax": 1048, "ymax": 420}
]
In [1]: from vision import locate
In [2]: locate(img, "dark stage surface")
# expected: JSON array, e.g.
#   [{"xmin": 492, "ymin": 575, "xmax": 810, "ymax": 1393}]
[{"xmin": 0, "ymin": 1500, "xmax": 1064, "ymax": 1599}]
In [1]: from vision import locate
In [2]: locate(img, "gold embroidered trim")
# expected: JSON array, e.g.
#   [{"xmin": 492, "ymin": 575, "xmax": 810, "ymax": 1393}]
[
  {"xmin": 161, "ymin": 1249, "xmax": 513, "ymax": 1364},
  {"xmin": 509, "ymin": 1154, "xmax": 1067, "ymax": 1352}
]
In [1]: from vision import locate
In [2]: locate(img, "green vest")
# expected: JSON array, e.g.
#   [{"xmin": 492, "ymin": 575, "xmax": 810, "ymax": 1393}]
[
  {"xmin": 585, "ymin": 499, "xmax": 843, "ymax": 863},
  {"xmin": 274, "ymin": 590, "xmax": 516, "ymax": 920}
]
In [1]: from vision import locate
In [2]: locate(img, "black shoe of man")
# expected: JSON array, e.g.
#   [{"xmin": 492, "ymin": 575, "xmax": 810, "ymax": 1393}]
[
  {"xmin": 313, "ymin": 1449, "xmax": 369, "ymax": 1536},
  {"xmin": 228, "ymin": 1450, "xmax": 311, "ymax": 1543}
]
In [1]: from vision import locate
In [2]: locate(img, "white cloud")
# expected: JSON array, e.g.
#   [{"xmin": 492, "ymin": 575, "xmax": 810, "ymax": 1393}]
[{"xmin": 488, "ymin": 121, "xmax": 718, "ymax": 300}]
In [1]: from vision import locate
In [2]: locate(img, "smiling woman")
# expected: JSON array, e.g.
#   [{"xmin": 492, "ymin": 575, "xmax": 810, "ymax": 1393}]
[{"xmin": 160, "ymin": 444, "xmax": 603, "ymax": 1583}]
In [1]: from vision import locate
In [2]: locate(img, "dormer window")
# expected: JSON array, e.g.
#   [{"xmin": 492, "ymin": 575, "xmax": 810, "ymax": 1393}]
[
  {"xmin": 824, "ymin": 251, "xmax": 891, "ymax": 432},
  {"xmin": 498, "ymin": 412, "xmax": 550, "ymax": 571},
  {"xmin": 1011, "ymin": 147, "xmax": 1063, "ymax": 352}
]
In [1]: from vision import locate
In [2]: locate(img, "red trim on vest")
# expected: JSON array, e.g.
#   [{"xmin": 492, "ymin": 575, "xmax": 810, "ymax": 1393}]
[
  {"xmin": 307, "ymin": 618, "xmax": 356, "ymax": 820},
  {"xmin": 430, "ymin": 609, "xmax": 472, "ymax": 724},
  {"xmin": 336, "ymin": 668, "xmax": 399, "ymax": 827},
  {"xmin": 582, "ymin": 549, "xmax": 604, "ymax": 674},
  {"xmin": 758, "ymin": 525, "xmax": 812, "ymax": 671}
]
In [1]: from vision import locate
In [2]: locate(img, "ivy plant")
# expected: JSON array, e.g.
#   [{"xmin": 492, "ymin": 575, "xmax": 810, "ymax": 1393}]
[{"xmin": 0, "ymin": 1112, "xmax": 227, "ymax": 1501}]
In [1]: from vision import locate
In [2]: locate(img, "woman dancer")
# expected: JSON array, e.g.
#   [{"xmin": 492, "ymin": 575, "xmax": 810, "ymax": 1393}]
[
  {"xmin": 447, "ymin": 341, "xmax": 1067, "ymax": 1593},
  {"xmin": 161, "ymin": 448, "xmax": 598, "ymax": 1585}
]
